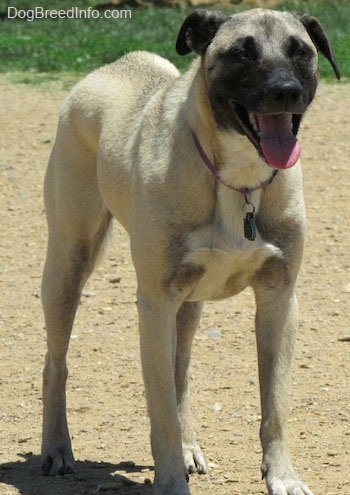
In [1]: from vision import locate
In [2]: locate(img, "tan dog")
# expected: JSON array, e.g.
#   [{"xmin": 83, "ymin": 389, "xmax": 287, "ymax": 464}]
[{"xmin": 41, "ymin": 8, "xmax": 340, "ymax": 495}]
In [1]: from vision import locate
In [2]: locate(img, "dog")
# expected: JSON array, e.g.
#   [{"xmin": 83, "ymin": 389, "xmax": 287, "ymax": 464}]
[{"xmin": 41, "ymin": 8, "xmax": 340, "ymax": 495}]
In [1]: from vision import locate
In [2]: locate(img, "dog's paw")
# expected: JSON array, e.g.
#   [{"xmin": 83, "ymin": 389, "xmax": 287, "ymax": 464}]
[
  {"xmin": 41, "ymin": 446, "xmax": 77, "ymax": 476},
  {"xmin": 266, "ymin": 476, "xmax": 314, "ymax": 495},
  {"xmin": 153, "ymin": 477, "xmax": 190, "ymax": 495},
  {"xmin": 183, "ymin": 443, "xmax": 208, "ymax": 475}
]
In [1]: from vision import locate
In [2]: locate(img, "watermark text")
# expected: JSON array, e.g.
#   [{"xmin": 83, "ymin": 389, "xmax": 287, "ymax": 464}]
[{"xmin": 7, "ymin": 6, "xmax": 132, "ymax": 21}]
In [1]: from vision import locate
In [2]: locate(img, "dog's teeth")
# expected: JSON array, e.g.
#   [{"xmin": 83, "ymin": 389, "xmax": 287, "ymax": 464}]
[
  {"xmin": 249, "ymin": 113, "xmax": 256, "ymax": 126},
  {"xmin": 249, "ymin": 113, "xmax": 260, "ymax": 136},
  {"xmin": 289, "ymin": 114, "xmax": 293, "ymax": 130}
]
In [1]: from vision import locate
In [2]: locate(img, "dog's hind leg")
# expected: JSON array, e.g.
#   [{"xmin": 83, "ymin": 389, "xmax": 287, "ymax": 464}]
[
  {"xmin": 175, "ymin": 302, "xmax": 208, "ymax": 475},
  {"xmin": 41, "ymin": 142, "xmax": 112, "ymax": 476}
]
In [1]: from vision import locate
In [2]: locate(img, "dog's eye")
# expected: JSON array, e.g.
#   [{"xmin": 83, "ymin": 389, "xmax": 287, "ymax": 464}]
[
  {"xmin": 288, "ymin": 37, "xmax": 310, "ymax": 58},
  {"xmin": 229, "ymin": 37, "xmax": 259, "ymax": 62},
  {"xmin": 294, "ymin": 47, "xmax": 308, "ymax": 57},
  {"xmin": 231, "ymin": 47, "xmax": 249, "ymax": 60}
]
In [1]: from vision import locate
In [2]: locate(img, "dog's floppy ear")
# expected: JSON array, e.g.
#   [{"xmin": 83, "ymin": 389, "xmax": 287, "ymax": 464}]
[
  {"xmin": 176, "ymin": 9, "xmax": 227, "ymax": 56},
  {"xmin": 296, "ymin": 14, "xmax": 341, "ymax": 80}
]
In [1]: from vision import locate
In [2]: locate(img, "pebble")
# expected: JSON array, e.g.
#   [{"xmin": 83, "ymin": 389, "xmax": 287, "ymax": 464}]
[
  {"xmin": 213, "ymin": 402, "xmax": 223, "ymax": 412},
  {"xmin": 82, "ymin": 290, "xmax": 95, "ymax": 297},
  {"xmin": 206, "ymin": 329, "xmax": 222, "ymax": 338}
]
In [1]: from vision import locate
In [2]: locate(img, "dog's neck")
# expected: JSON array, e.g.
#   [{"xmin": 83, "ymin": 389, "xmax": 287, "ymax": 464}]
[{"xmin": 192, "ymin": 130, "xmax": 278, "ymax": 241}]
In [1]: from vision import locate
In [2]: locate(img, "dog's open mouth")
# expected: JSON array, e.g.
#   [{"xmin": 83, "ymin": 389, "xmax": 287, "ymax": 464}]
[{"xmin": 231, "ymin": 103, "xmax": 302, "ymax": 169}]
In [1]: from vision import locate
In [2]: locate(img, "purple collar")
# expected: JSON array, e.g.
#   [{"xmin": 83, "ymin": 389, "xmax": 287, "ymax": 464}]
[{"xmin": 191, "ymin": 130, "xmax": 277, "ymax": 197}]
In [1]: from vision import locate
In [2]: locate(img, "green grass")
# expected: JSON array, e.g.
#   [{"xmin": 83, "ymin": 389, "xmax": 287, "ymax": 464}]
[
  {"xmin": 0, "ymin": 6, "xmax": 187, "ymax": 73},
  {"xmin": 0, "ymin": 0, "xmax": 348, "ymax": 83}
]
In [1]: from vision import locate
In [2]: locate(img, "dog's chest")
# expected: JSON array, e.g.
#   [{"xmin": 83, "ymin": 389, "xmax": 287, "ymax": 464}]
[
  {"xmin": 171, "ymin": 210, "xmax": 280, "ymax": 302},
  {"xmin": 180, "ymin": 251, "xmax": 260, "ymax": 302}
]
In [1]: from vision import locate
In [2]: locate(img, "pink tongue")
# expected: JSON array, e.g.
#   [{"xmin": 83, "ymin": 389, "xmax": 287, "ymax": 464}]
[{"xmin": 257, "ymin": 114, "xmax": 301, "ymax": 169}]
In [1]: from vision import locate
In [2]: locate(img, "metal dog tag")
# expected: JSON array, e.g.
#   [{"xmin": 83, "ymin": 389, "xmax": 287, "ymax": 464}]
[{"xmin": 244, "ymin": 212, "xmax": 257, "ymax": 241}]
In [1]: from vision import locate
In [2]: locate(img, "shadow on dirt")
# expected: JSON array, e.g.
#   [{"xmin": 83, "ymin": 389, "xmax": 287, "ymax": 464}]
[{"xmin": 0, "ymin": 452, "xmax": 154, "ymax": 494}]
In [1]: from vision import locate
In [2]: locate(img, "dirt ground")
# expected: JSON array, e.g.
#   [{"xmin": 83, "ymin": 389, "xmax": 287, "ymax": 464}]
[{"xmin": 0, "ymin": 66, "xmax": 349, "ymax": 495}]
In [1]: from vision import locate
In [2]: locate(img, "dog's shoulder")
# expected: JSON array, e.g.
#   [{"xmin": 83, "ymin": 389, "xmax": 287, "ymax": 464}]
[{"xmin": 92, "ymin": 51, "xmax": 180, "ymax": 87}]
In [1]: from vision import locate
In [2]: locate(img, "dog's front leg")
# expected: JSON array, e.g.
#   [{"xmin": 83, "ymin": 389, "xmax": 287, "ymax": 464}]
[
  {"xmin": 254, "ymin": 286, "xmax": 313, "ymax": 495},
  {"xmin": 137, "ymin": 290, "xmax": 190, "ymax": 495}
]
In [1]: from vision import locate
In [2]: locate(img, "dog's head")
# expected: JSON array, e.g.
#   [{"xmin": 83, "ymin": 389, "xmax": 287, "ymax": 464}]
[{"xmin": 176, "ymin": 9, "xmax": 340, "ymax": 169}]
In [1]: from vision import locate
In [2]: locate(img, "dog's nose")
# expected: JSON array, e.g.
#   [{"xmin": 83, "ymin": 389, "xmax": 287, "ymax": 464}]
[
  {"xmin": 265, "ymin": 70, "xmax": 303, "ymax": 112},
  {"xmin": 271, "ymin": 80, "xmax": 302, "ymax": 107}
]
